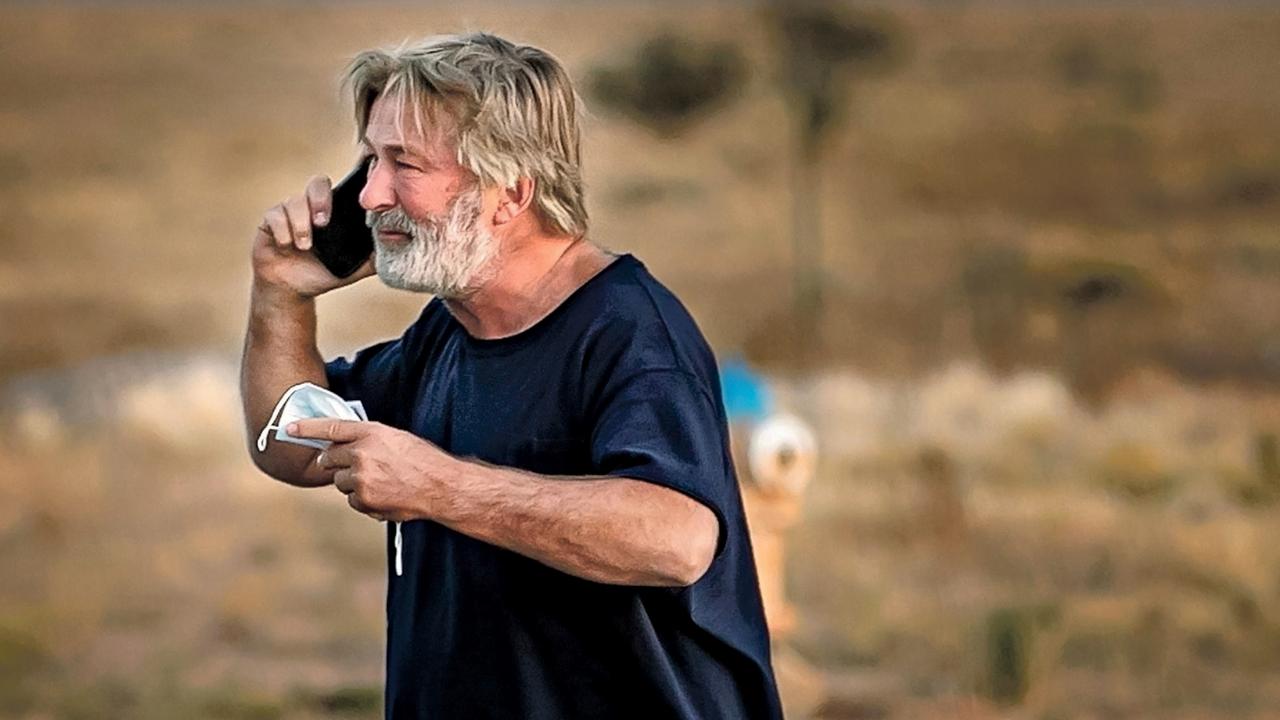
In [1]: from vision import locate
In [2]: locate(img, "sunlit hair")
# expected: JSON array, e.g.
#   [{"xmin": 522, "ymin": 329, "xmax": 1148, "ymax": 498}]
[{"xmin": 343, "ymin": 32, "xmax": 589, "ymax": 238}]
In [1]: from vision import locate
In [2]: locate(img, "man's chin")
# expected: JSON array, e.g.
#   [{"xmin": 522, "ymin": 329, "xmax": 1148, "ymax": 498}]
[
  {"xmin": 372, "ymin": 249, "xmax": 485, "ymax": 298},
  {"xmin": 372, "ymin": 259, "xmax": 426, "ymax": 293},
  {"xmin": 373, "ymin": 265, "xmax": 462, "ymax": 297},
  {"xmin": 374, "ymin": 270, "xmax": 438, "ymax": 294}
]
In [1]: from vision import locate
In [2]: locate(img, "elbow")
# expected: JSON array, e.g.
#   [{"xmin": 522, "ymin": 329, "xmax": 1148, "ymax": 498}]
[
  {"xmin": 247, "ymin": 440, "xmax": 286, "ymax": 479},
  {"xmin": 662, "ymin": 507, "xmax": 719, "ymax": 587},
  {"xmin": 247, "ymin": 443, "xmax": 327, "ymax": 488},
  {"xmin": 247, "ymin": 444, "xmax": 275, "ymax": 477},
  {"xmin": 249, "ymin": 450, "xmax": 296, "ymax": 486}
]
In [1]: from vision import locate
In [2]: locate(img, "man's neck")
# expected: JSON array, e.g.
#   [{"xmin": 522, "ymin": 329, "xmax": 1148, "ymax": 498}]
[{"xmin": 442, "ymin": 236, "xmax": 616, "ymax": 340}]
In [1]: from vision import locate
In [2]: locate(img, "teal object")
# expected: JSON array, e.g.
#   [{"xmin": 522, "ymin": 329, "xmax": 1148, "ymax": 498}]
[{"xmin": 719, "ymin": 356, "xmax": 773, "ymax": 423}]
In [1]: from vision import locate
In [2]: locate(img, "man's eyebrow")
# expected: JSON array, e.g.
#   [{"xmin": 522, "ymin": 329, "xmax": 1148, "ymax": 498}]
[{"xmin": 360, "ymin": 135, "xmax": 415, "ymax": 155}]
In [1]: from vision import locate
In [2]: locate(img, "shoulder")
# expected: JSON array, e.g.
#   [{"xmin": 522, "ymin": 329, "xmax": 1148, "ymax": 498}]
[{"xmin": 577, "ymin": 254, "xmax": 721, "ymax": 396}]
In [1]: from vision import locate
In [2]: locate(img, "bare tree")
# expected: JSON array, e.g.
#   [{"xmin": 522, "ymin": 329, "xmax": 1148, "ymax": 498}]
[
  {"xmin": 588, "ymin": 33, "xmax": 747, "ymax": 139},
  {"xmin": 765, "ymin": 1, "xmax": 906, "ymax": 314}
]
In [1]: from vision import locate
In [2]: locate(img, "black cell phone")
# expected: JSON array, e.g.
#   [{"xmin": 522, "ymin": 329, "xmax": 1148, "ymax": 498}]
[{"xmin": 311, "ymin": 155, "xmax": 374, "ymax": 278}]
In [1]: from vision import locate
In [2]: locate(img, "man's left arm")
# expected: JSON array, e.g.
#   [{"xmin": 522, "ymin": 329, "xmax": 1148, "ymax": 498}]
[{"xmin": 289, "ymin": 418, "xmax": 720, "ymax": 587}]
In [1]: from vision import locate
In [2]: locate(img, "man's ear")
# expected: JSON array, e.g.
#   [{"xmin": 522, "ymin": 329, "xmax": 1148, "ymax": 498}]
[{"xmin": 492, "ymin": 177, "xmax": 536, "ymax": 226}]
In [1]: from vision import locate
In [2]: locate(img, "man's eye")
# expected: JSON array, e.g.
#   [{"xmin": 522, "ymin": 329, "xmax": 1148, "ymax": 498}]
[{"xmin": 394, "ymin": 160, "xmax": 418, "ymax": 170}]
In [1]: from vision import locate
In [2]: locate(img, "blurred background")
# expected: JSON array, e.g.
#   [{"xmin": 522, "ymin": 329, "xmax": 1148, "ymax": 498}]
[{"xmin": 3, "ymin": 1, "xmax": 1280, "ymax": 718}]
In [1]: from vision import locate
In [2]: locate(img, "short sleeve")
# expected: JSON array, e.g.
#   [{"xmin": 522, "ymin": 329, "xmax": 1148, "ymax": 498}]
[
  {"xmin": 589, "ymin": 368, "xmax": 733, "ymax": 557},
  {"xmin": 324, "ymin": 337, "xmax": 407, "ymax": 426}
]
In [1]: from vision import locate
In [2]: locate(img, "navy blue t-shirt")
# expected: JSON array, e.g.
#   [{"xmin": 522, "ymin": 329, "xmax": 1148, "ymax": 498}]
[{"xmin": 324, "ymin": 253, "xmax": 782, "ymax": 719}]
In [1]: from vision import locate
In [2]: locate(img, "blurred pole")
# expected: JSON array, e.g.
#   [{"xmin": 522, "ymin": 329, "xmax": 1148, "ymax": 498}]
[
  {"xmin": 792, "ymin": 110, "xmax": 825, "ymax": 318},
  {"xmin": 770, "ymin": 0, "xmax": 903, "ymax": 328},
  {"xmin": 780, "ymin": 9, "xmax": 834, "ymax": 325}
]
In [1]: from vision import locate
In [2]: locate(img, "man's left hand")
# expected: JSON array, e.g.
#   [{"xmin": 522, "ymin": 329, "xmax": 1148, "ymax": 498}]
[{"xmin": 287, "ymin": 419, "xmax": 456, "ymax": 522}]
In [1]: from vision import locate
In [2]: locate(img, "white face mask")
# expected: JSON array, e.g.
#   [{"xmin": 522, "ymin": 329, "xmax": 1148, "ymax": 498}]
[
  {"xmin": 255, "ymin": 382, "xmax": 367, "ymax": 453},
  {"xmin": 254, "ymin": 382, "xmax": 401, "ymax": 575}
]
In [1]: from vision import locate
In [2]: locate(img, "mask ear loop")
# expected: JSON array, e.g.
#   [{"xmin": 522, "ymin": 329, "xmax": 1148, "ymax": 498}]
[{"xmin": 255, "ymin": 382, "xmax": 308, "ymax": 453}]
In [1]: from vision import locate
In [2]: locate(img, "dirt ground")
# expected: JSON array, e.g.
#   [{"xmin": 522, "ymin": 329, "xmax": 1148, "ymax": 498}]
[{"xmin": 2, "ymin": 2, "xmax": 1280, "ymax": 718}]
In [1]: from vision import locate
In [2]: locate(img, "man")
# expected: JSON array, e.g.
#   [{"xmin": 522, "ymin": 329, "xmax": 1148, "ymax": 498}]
[{"xmin": 240, "ymin": 32, "xmax": 783, "ymax": 719}]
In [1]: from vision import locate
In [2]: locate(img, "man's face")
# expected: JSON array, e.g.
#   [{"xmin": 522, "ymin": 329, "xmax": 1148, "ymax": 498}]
[{"xmin": 359, "ymin": 93, "xmax": 499, "ymax": 297}]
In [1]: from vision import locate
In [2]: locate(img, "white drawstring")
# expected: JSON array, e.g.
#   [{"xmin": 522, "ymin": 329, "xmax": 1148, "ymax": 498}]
[{"xmin": 394, "ymin": 521, "xmax": 403, "ymax": 576}]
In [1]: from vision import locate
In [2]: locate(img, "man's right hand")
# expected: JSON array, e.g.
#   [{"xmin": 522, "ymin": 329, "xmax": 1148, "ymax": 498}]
[{"xmin": 251, "ymin": 174, "xmax": 376, "ymax": 299}]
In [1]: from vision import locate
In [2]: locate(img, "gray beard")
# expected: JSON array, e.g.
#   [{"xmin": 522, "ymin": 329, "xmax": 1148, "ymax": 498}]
[{"xmin": 365, "ymin": 187, "xmax": 497, "ymax": 297}]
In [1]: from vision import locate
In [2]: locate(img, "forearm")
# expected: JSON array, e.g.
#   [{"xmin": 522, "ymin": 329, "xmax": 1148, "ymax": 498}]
[
  {"xmin": 433, "ymin": 459, "xmax": 718, "ymax": 587},
  {"xmin": 239, "ymin": 280, "xmax": 330, "ymax": 486}
]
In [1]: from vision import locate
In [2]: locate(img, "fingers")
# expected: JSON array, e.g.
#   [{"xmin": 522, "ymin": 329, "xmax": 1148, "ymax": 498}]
[
  {"xmin": 306, "ymin": 175, "xmax": 333, "ymax": 227},
  {"xmin": 339, "ymin": 479, "xmax": 380, "ymax": 518},
  {"xmin": 334, "ymin": 469, "xmax": 385, "ymax": 520},
  {"xmin": 333, "ymin": 467, "xmax": 357, "ymax": 495},
  {"xmin": 316, "ymin": 445, "xmax": 357, "ymax": 472},
  {"xmin": 284, "ymin": 194, "xmax": 313, "ymax": 251},
  {"xmin": 263, "ymin": 205, "xmax": 293, "ymax": 250},
  {"xmin": 288, "ymin": 418, "xmax": 367, "ymax": 443},
  {"xmin": 347, "ymin": 492, "xmax": 377, "ymax": 516},
  {"xmin": 257, "ymin": 175, "xmax": 331, "ymax": 253}
]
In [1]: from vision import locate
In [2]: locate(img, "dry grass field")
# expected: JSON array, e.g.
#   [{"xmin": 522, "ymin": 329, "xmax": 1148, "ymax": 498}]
[{"xmin": 2, "ymin": 2, "xmax": 1280, "ymax": 718}]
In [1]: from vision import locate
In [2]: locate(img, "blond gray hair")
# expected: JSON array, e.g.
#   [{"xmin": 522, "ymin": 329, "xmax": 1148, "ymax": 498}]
[{"xmin": 343, "ymin": 32, "xmax": 588, "ymax": 238}]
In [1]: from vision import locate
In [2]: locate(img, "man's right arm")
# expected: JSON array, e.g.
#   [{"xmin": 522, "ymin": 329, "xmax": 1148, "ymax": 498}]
[
  {"xmin": 240, "ymin": 282, "xmax": 331, "ymax": 486},
  {"xmin": 239, "ymin": 170, "xmax": 376, "ymax": 487}
]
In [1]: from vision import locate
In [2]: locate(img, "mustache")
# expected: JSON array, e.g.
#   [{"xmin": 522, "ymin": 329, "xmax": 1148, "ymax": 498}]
[{"xmin": 366, "ymin": 207, "xmax": 418, "ymax": 234}]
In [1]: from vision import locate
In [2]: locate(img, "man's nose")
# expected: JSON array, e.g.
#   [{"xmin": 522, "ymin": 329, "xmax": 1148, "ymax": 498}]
[{"xmin": 359, "ymin": 157, "xmax": 396, "ymax": 213}]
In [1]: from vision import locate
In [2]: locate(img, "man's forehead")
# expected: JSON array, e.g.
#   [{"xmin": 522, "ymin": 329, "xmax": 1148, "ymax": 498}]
[{"xmin": 365, "ymin": 93, "xmax": 454, "ymax": 154}]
